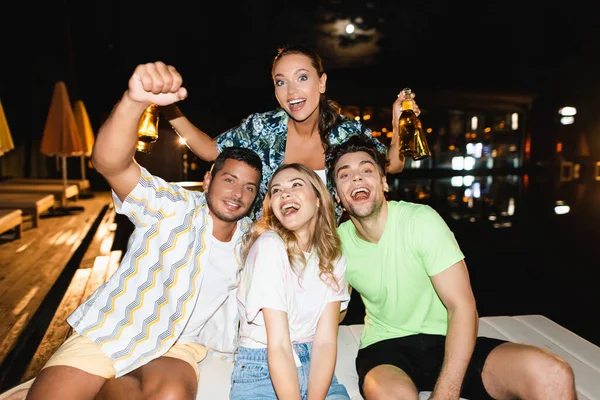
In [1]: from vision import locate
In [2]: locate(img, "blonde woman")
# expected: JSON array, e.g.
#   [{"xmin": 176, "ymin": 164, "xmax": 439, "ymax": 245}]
[{"xmin": 230, "ymin": 163, "xmax": 350, "ymax": 400}]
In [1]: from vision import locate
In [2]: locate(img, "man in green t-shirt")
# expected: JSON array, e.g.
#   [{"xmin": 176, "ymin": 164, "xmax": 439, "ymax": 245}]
[{"xmin": 326, "ymin": 135, "xmax": 576, "ymax": 400}]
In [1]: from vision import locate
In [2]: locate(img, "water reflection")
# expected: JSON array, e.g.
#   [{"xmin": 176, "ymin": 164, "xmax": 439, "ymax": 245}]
[
  {"xmin": 387, "ymin": 173, "xmax": 600, "ymax": 227},
  {"xmin": 387, "ymin": 174, "xmax": 522, "ymax": 228}
]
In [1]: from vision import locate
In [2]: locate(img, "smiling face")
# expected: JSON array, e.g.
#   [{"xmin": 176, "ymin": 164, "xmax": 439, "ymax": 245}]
[
  {"xmin": 272, "ymin": 53, "xmax": 326, "ymax": 123},
  {"xmin": 269, "ymin": 167, "xmax": 320, "ymax": 237},
  {"xmin": 204, "ymin": 159, "xmax": 260, "ymax": 223},
  {"xmin": 334, "ymin": 151, "xmax": 388, "ymax": 220}
]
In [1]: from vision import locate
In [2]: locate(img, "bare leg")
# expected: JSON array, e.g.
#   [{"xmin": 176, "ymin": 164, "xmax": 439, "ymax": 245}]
[
  {"xmin": 26, "ymin": 366, "xmax": 107, "ymax": 400},
  {"xmin": 95, "ymin": 356, "xmax": 197, "ymax": 400},
  {"xmin": 481, "ymin": 342, "xmax": 576, "ymax": 400},
  {"xmin": 362, "ymin": 364, "xmax": 419, "ymax": 400}
]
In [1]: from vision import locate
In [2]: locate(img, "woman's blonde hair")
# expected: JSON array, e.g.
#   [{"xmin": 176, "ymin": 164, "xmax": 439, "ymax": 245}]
[{"xmin": 240, "ymin": 163, "xmax": 341, "ymax": 289}]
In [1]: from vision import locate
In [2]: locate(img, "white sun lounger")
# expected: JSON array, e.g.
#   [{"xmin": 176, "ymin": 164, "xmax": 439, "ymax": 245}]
[
  {"xmin": 0, "ymin": 209, "xmax": 22, "ymax": 239},
  {"xmin": 1, "ymin": 315, "xmax": 598, "ymax": 400},
  {"xmin": 0, "ymin": 182, "xmax": 78, "ymax": 206},
  {"xmin": 0, "ymin": 193, "xmax": 55, "ymax": 227},
  {"xmin": 190, "ymin": 315, "xmax": 600, "ymax": 400},
  {"xmin": 7, "ymin": 178, "xmax": 90, "ymax": 192}
]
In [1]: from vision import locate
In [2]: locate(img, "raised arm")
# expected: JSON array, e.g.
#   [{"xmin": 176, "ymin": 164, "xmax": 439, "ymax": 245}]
[
  {"xmin": 160, "ymin": 104, "xmax": 219, "ymax": 162},
  {"xmin": 429, "ymin": 260, "xmax": 479, "ymax": 400},
  {"xmin": 91, "ymin": 62, "xmax": 187, "ymax": 201},
  {"xmin": 263, "ymin": 309, "xmax": 302, "ymax": 400},
  {"xmin": 387, "ymin": 96, "xmax": 406, "ymax": 173}
]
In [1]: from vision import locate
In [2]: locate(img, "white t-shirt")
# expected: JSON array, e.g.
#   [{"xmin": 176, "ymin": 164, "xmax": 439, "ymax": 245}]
[
  {"xmin": 178, "ymin": 237, "xmax": 237, "ymax": 348},
  {"xmin": 237, "ymin": 231, "xmax": 350, "ymax": 349}
]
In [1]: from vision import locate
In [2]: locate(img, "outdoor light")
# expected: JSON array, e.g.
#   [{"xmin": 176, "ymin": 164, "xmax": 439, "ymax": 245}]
[
  {"xmin": 345, "ymin": 23, "xmax": 355, "ymax": 34},
  {"xmin": 470, "ymin": 116, "xmax": 478, "ymax": 131},
  {"xmin": 451, "ymin": 176, "xmax": 463, "ymax": 187},
  {"xmin": 451, "ymin": 156, "xmax": 464, "ymax": 170},
  {"xmin": 511, "ymin": 113, "xmax": 519, "ymax": 130},
  {"xmin": 463, "ymin": 156, "xmax": 475, "ymax": 170},
  {"xmin": 560, "ymin": 116, "xmax": 575, "ymax": 125},
  {"xmin": 554, "ymin": 201, "xmax": 570, "ymax": 215},
  {"xmin": 558, "ymin": 106, "xmax": 577, "ymax": 116}
]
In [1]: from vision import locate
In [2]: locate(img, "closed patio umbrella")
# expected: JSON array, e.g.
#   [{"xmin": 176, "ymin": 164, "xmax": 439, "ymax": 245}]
[
  {"xmin": 0, "ymin": 99, "xmax": 14, "ymax": 157},
  {"xmin": 73, "ymin": 100, "xmax": 95, "ymax": 194},
  {"xmin": 40, "ymin": 81, "xmax": 84, "ymax": 210},
  {"xmin": 0, "ymin": 99, "xmax": 15, "ymax": 179}
]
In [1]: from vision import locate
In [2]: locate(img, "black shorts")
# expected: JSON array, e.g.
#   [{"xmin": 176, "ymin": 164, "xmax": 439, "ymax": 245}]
[{"xmin": 356, "ymin": 334, "xmax": 506, "ymax": 399}]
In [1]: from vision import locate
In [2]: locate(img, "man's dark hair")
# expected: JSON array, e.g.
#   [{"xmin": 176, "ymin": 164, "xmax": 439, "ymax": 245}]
[
  {"xmin": 326, "ymin": 135, "xmax": 388, "ymax": 184},
  {"xmin": 212, "ymin": 147, "xmax": 263, "ymax": 178}
]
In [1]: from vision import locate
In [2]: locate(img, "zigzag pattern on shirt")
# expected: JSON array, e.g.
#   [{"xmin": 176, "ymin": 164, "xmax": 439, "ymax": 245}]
[
  {"xmin": 126, "ymin": 195, "xmax": 167, "ymax": 221},
  {"xmin": 79, "ymin": 189, "xmax": 180, "ymax": 336},
  {"xmin": 155, "ymin": 211, "xmax": 207, "ymax": 348},
  {"xmin": 94, "ymin": 207, "xmax": 196, "ymax": 346},
  {"xmin": 80, "ymin": 219, "xmax": 161, "ymax": 336},
  {"xmin": 79, "ymin": 176, "xmax": 191, "ymax": 336},
  {"xmin": 121, "ymin": 243, "xmax": 200, "ymax": 366},
  {"xmin": 121, "ymin": 207, "xmax": 206, "ymax": 367},
  {"xmin": 70, "ymin": 286, "xmax": 104, "ymax": 328},
  {"xmin": 140, "ymin": 172, "xmax": 189, "ymax": 202},
  {"xmin": 111, "ymin": 229, "xmax": 197, "ymax": 361}
]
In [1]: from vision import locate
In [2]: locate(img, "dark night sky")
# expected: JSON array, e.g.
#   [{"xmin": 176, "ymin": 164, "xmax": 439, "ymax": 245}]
[{"xmin": 2, "ymin": 0, "xmax": 600, "ymax": 147}]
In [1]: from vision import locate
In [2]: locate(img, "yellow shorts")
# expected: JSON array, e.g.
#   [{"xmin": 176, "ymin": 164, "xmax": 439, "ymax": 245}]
[{"xmin": 43, "ymin": 332, "xmax": 208, "ymax": 378}]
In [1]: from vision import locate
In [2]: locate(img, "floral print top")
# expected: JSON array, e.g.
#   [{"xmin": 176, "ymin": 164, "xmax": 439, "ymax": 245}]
[{"xmin": 216, "ymin": 109, "xmax": 387, "ymax": 222}]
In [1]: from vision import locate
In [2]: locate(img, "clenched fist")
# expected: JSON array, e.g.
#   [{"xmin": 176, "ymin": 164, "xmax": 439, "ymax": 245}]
[{"xmin": 126, "ymin": 61, "xmax": 188, "ymax": 106}]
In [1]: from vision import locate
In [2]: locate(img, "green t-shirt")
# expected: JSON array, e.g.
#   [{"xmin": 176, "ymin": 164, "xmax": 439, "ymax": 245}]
[{"xmin": 338, "ymin": 201, "xmax": 465, "ymax": 348}]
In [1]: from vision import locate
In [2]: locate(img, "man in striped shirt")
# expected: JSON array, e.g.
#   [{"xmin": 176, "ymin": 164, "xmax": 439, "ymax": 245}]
[{"xmin": 25, "ymin": 63, "xmax": 263, "ymax": 399}]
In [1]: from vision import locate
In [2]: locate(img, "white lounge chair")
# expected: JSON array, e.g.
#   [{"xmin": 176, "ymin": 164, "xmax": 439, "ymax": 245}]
[
  {"xmin": 2, "ymin": 315, "xmax": 598, "ymax": 400},
  {"xmin": 7, "ymin": 178, "xmax": 90, "ymax": 192},
  {"xmin": 0, "ymin": 193, "xmax": 55, "ymax": 227}
]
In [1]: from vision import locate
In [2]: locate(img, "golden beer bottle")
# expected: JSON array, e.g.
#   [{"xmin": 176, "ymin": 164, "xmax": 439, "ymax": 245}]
[
  {"xmin": 398, "ymin": 88, "xmax": 431, "ymax": 161},
  {"xmin": 136, "ymin": 104, "xmax": 159, "ymax": 153}
]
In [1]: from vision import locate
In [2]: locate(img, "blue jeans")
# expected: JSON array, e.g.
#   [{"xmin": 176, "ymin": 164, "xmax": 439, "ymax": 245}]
[{"xmin": 229, "ymin": 342, "xmax": 350, "ymax": 400}]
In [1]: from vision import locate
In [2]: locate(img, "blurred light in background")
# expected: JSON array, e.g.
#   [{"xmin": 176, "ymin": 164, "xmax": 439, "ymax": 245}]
[
  {"xmin": 558, "ymin": 106, "xmax": 577, "ymax": 116},
  {"xmin": 554, "ymin": 201, "xmax": 570, "ymax": 215}
]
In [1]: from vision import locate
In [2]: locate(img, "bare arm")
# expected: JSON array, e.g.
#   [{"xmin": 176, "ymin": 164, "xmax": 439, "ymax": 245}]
[
  {"xmin": 307, "ymin": 301, "xmax": 341, "ymax": 400},
  {"xmin": 91, "ymin": 94, "xmax": 145, "ymax": 201},
  {"xmin": 160, "ymin": 105, "xmax": 219, "ymax": 161},
  {"xmin": 387, "ymin": 102, "xmax": 406, "ymax": 174},
  {"xmin": 92, "ymin": 61, "xmax": 188, "ymax": 201},
  {"xmin": 263, "ymin": 308, "xmax": 302, "ymax": 400},
  {"xmin": 429, "ymin": 260, "xmax": 479, "ymax": 400}
]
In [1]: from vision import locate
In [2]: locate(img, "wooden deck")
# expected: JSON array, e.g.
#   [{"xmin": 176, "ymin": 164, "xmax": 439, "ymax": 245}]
[{"xmin": 0, "ymin": 191, "xmax": 115, "ymax": 390}]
